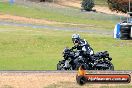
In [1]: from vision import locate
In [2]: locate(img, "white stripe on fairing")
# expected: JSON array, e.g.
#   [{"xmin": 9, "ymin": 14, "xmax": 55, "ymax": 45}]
[{"xmin": 84, "ymin": 39, "xmax": 87, "ymax": 45}]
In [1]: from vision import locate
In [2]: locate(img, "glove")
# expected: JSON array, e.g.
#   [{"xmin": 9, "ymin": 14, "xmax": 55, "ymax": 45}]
[{"xmin": 71, "ymin": 45, "xmax": 77, "ymax": 50}]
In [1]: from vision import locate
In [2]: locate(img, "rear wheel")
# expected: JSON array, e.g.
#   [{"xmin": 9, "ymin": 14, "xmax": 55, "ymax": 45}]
[{"xmin": 96, "ymin": 60, "xmax": 114, "ymax": 70}]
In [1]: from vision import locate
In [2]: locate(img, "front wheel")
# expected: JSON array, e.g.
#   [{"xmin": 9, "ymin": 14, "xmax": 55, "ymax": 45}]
[
  {"xmin": 57, "ymin": 60, "xmax": 73, "ymax": 70},
  {"xmin": 57, "ymin": 60, "xmax": 65, "ymax": 70}
]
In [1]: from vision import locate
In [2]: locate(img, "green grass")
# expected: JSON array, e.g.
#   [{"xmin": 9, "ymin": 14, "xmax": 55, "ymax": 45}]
[
  {"xmin": 0, "ymin": 2, "xmax": 122, "ymax": 30},
  {"xmin": 0, "ymin": 1, "xmax": 131, "ymax": 70},
  {"xmin": 0, "ymin": 25, "xmax": 131, "ymax": 70}
]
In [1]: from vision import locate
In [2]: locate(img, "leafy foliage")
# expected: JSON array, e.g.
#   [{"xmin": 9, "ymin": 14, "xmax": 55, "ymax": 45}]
[
  {"xmin": 107, "ymin": 0, "xmax": 132, "ymax": 13},
  {"xmin": 81, "ymin": 0, "xmax": 95, "ymax": 11}
]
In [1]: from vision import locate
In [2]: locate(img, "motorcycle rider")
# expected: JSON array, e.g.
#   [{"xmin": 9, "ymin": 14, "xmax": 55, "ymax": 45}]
[
  {"xmin": 71, "ymin": 34, "xmax": 94, "ymax": 55},
  {"xmin": 64, "ymin": 34, "xmax": 94, "ymax": 69},
  {"xmin": 71, "ymin": 34, "xmax": 94, "ymax": 67},
  {"xmin": 60, "ymin": 34, "xmax": 113, "ymax": 70}
]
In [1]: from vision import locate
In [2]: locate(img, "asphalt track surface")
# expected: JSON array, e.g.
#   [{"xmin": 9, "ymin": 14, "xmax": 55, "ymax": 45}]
[
  {"xmin": 0, "ymin": 21, "xmax": 113, "ymax": 35},
  {"xmin": 0, "ymin": 70, "xmax": 131, "ymax": 73}
]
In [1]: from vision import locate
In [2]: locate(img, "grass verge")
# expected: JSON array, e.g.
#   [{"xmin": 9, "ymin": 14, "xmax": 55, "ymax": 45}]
[
  {"xmin": 0, "ymin": 2, "xmax": 122, "ymax": 30},
  {"xmin": 0, "ymin": 25, "xmax": 131, "ymax": 70}
]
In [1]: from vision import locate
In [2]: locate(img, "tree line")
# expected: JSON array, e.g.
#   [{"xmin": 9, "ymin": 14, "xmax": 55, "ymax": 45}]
[
  {"xmin": 107, "ymin": 0, "xmax": 132, "ymax": 13},
  {"xmin": 30, "ymin": 0, "xmax": 132, "ymax": 13}
]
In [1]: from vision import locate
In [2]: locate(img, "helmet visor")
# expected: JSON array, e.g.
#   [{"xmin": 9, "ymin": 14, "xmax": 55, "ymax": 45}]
[{"xmin": 72, "ymin": 38, "xmax": 79, "ymax": 44}]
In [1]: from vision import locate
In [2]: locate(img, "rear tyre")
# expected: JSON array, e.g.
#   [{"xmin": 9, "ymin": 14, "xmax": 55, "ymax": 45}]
[
  {"xmin": 97, "ymin": 60, "xmax": 114, "ymax": 70},
  {"xmin": 103, "ymin": 60, "xmax": 114, "ymax": 70}
]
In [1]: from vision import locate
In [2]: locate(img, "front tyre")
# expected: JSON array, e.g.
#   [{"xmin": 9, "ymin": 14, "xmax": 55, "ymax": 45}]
[{"xmin": 57, "ymin": 60, "xmax": 65, "ymax": 70}]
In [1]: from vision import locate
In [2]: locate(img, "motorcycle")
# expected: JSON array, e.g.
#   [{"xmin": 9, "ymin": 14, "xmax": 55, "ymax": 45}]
[{"xmin": 57, "ymin": 47, "xmax": 114, "ymax": 70}]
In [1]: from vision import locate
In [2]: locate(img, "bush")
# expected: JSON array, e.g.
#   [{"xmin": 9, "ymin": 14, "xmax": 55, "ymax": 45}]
[
  {"xmin": 107, "ymin": 0, "xmax": 132, "ymax": 13},
  {"xmin": 81, "ymin": 0, "xmax": 95, "ymax": 11}
]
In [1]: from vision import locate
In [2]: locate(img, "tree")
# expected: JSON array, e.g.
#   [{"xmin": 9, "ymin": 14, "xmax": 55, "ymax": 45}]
[
  {"xmin": 81, "ymin": 0, "xmax": 95, "ymax": 11},
  {"xmin": 107, "ymin": 0, "xmax": 132, "ymax": 13}
]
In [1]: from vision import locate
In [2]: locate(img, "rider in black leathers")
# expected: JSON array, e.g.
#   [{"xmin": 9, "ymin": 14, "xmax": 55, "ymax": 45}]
[
  {"xmin": 64, "ymin": 34, "xmax": 94, "ymax": 69},
  {"xmin": 71, "ymin": 34, "xmax": 94, "ymax": 65},
  {"xmin": 71, "ymin": 34, "xmax": 94, "ymax": 55}
]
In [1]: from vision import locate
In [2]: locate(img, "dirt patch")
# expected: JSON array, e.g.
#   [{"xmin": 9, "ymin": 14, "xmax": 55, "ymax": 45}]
[
  {"xmin": 93, "ymin": 6, "xmax": 127, "ymax": 17},
  {"xmin": 0, "ymin": 14, "xmax": 59, "ymax": 25},
  {"xmin": 0, "ymin": 72, "xmax": 131, "ymax": 88},
  {"xmin": 56, "ymin": 0, "xmax": 81, "ymax": 8},
  {"xmin": 0, "ymin": 14, "xmax": 98, "ymax": 28},
  {"xmin": 0, "ymin": 72, "xmax": 76, "ymax": 88}
]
